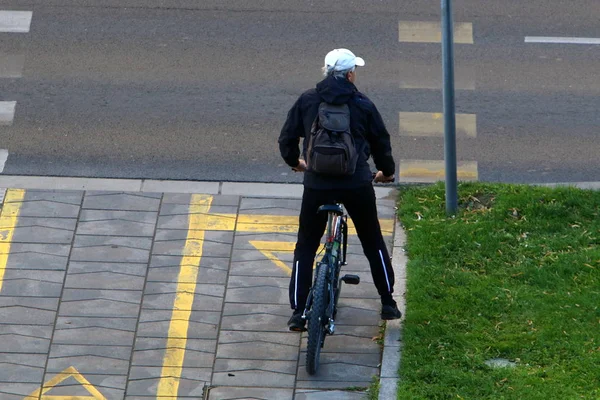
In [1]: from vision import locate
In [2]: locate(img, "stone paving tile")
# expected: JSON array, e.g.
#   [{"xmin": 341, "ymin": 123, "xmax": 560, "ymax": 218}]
[
  {"xmin": 154, "ymin": 229, "xmax": 233, "ymax": 244},
  {"xmin": 38, "ymin": 372, "xmax": 125, "ymax": 399},
  {"xmin": 126, "ymin": 366, "xmax": 210, "ymax": 397},
  {"xmin": 295, "ymin": 389, "xmax": 367, "ymax": 399},
  {"xmin": 147, "ymin": 262, "xmax": 228, "ymax": 285},
  {"xmin": 59, "ymin": 288, "xmax": 143, "ymax": 318},
  {"xmin": 76, "ymin": 210, "xmax": 158, "ymax": 236},
  {"xmin": 230, "ymin": 247, "xmax": 294, "ymax": 264},
  {"xmin": 229, "ymin": 259, "xmax": 292, "ymax": 278},
  {"xmin": 157, "ymin": 212, "xmax": 236, "ymax": 231},
  {"xmin": 212, "ymin": 359, "xmax": 297, "ymax": 388},
  {"xmin": 225, "ymin": 275, "xmax": 288, "ymax": 305},
  {"xmin": 296, "ymin": 352, "xmax": 380, "ymax": 389},
  {"xmin": 232, "ymin": 231, "xmax": 298, "ymax": 250},
  {"xmin": 0, "ymin": 383, "xmax": 44, "ymax": 399},
  {"xmin": 152, "ymin": 231, "xmax": 233, "ymax": 258},
  {"xmin": 0, "ymin": 297, "xmax": 59, "ymax": 325},
  {"xmin": 216, "ymin": 331, "xmax": 300, "ymax": 361},
  {"xmin": 159, "ymin": 203, "xmax": 238, "ymax": 217},
  {"xmin": 141, "ymin": 283, "xmax": 224, "ymax": 312},
  {"xmin": 8, "ymin": 217, "xmax": 77, "ymax": 244},
  {"xmin": 53, "ymin": 316, "xmax": 137, "ymax": 346},
  {"xmin": 82, "ymin": 191, "xmax": 162, "ymax": 211},
  {"xmin": 208, "ymin": 387, "xmax": 294, "ymax": 400},
  {"xmin": 15, "ymin": 199, "xmax": 81, "ymax": 218},
  {"xmin": 132, "ymin": 337, "xmax": 216, "ymax": 365},
  {"xmin": 46, "ymin": 353, "xmax": 131, "ymax": 375},
  {"xmin": 64, "ymin": 262, "xmax": 146, "ymax": 290},
  {"xmin": 239, "ymin": 198, "xmax": 302, "ymax": 212},
  {"xmin": 300, "ymin": 325, "xmax": 381, "ymax": 354},
  {"xmin": 0, "ymin": 324, "xmax": 52, "ymax": 353},
  {"xmin": 70, "ymin": 235, "xmax": 152, "ymax": 263},
  {"xmin": 1, "ymin": 243, "xmax": 70, "ymax": 270},
  {"xmin": 0, "ymin": 353, "xmax": 46, "ymax": 383},
  {"xmin": 162, "ymin": 193, "xmax": 239, "ymax": 206},
  {"xmin": 0, "ymin": 269, "xmax": 65, "ymax": 297},
  {"xmin": 20, "ymin": 190, "xmax": 84, "ymax": 204},
  {"xmin": 143, "ymin": 280, "xmax": 225, "ymax": 298},
  {"xmin": 136, "ymin": 309, "xmax": 220, "ymax": 339},
  {"xmin": 334, "ymin": 298, "xmax": 381, "ymax": 326},
  {"xmin": 149, "ymin": 254, "xmax": 230, "ymax": 272},
  {"xmin": 220, "ymin": 303, "xmax": 290, "ymax": 332},
  {"xmin": 132, "ymin": 345, "xmax": 214, "ymax": 368}
]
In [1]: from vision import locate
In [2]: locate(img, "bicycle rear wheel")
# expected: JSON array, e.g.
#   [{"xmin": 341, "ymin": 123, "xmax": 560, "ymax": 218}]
[{"xmin": 306, "ymin": 261, "xmax": 328, "ymax": 375}]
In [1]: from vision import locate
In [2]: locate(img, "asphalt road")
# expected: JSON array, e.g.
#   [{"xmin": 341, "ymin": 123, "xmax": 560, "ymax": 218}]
[{"xmin": 1, "ymin": 0, "xmax": 599, "ymax": 183}]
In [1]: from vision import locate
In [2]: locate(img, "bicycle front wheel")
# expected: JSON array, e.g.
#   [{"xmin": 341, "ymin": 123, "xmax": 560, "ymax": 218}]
[{"xmin": 306, "ymin": 262, "xmax": 328, "ymax": 375}]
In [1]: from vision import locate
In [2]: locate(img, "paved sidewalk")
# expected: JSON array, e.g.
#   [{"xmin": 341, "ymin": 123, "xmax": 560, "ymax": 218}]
[{"xmin": 0, "ymin": 179, "xmax": 404, "ymax": 400}]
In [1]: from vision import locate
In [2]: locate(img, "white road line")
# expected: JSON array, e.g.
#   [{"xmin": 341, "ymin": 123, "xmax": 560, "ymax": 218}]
[
  {"xmin": 0, "ymin": 149, "xmax": 8, "ymax": 173},
  {"xmin": 525, "ymin": 36, "xmax": 600, "ymax": 45},
  {"xmin": 0, "ymin": 101, "xmax": 16, "ymax": 125},
  {"xmin": 0, "ymin": 10, "xmax": 33, "ymax": 33},
  {"xmin": 0, "ymin": 54, "xmax": 24, "ymax": 78}
]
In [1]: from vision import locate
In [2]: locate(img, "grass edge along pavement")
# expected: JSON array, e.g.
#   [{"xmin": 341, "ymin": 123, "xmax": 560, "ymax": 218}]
[{"xmin": 395, "ymin": 182, "xmax": 599, "ymax": 399}]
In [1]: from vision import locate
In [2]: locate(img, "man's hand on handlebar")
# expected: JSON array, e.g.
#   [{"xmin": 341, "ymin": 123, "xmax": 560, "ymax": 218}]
[
  {"xmin": 373, "ymin": 171, "xmax": 395, "ymax": 183},
  {"xmin": 292, "ymin": 159, "xmax": 307, "ymax": 172}
]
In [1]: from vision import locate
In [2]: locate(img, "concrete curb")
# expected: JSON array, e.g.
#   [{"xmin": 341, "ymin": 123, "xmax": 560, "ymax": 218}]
[
  {"xmin": 378, "ymin": 222, "xmax": 407, "ymax": 400},
  {"xmin": 0, "ymin": 175, "xmax": 397, "ymax": 199}
]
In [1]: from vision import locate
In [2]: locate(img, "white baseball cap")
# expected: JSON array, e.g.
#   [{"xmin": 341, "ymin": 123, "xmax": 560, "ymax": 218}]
[{"xmin": 324, "ymin": 48, "xmax": 365, "ymax": 72}]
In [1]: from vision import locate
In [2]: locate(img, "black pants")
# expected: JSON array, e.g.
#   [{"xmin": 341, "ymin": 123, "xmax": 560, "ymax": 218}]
[{"xmin": 289, "ymin": 184, "xmax": 395, "ymax": 310}]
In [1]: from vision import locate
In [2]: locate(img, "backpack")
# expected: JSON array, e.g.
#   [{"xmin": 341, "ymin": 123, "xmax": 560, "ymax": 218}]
[{"xmin": 306, "ymin": 102, "xmax": 358, "ymax": 176}]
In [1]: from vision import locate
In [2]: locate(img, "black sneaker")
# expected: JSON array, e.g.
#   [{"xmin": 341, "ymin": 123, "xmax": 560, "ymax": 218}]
[
  {"xmin": 381, "ymin": 303, "xmax": 402, "ymax": 320},
  {"xmin": 287, "ymin": 311, "xmax": 306, "ymax": 332}
]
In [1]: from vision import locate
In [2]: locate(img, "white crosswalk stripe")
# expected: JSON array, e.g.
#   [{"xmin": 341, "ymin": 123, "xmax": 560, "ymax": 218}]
[
  {"xmin": 0, "ymin": 101, "xmax": 16, "ymax": 126},
  {"xmin": 0, "ymin": 10, "xmax": 32, "ymax": 33}
]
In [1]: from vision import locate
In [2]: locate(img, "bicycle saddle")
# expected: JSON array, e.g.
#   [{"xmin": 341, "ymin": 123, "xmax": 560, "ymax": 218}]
[{"xmin": 317, "ymin": 204, "xmax": 344, "ymax": 216}]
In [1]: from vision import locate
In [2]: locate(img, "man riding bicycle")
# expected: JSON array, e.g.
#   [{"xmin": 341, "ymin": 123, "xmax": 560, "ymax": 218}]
[{"xmin": 278, "ymin": 48, "xmax": 402, "ymax": 331}]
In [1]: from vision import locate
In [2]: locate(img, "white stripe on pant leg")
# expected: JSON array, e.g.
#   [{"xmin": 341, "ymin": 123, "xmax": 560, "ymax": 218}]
[
  {"xmin": 294, "ymin": 261, "xmax": 299, "ymax": 309},
  {"xmin": 379, "ymin": 249, "xmax": 391, "ymax": 293}
]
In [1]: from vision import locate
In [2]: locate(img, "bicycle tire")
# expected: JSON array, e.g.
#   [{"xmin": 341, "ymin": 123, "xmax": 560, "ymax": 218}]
[{"xmin": 306, "ymin": 261, "xmax": 328, "ymax": 375}]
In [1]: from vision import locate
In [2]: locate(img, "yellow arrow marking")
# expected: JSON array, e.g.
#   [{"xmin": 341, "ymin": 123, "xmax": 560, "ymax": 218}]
[
  {"xmin": 0, "ymin": 188, "xmax": 25, "ymax": 293},
  {"xmin": 249, "ymin": 240, "xmax": 296, "ymax": 275},
  {"xmin": 25, "ymin": 366, "xmax": 107, "ymax": 399},
  {"xmin": 157, "ymin": 194, "xmax": 213, "ymax": 397}
]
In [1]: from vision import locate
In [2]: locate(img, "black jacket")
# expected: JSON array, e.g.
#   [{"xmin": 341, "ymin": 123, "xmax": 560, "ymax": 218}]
[{"xmin": 279, "ymin": 75, "xmax": 395, "ymax": 189}]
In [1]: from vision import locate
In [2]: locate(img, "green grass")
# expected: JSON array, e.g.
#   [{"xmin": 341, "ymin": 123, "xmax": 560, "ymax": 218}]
[{"xmin": 396, "ymin": 182, "xmax": 600, "ymax": 400}]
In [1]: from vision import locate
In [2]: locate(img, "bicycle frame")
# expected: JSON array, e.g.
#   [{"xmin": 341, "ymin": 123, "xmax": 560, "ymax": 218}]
[{"xmin": 304, "ymin": 204, "xmax": 348, "ymax": 334}]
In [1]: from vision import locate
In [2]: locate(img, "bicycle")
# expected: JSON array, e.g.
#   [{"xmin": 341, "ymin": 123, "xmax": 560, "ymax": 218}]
[{"xmin": 302, "ymin": 201, "xmax": 360, "ymax": 375}]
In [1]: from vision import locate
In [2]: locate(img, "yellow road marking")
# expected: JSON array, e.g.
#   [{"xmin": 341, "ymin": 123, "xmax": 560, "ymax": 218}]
[
  {"xmin": 25, "ymin": 366, "xmax": 107, "ymax": 399},
  {"xmin": 399, "ymin": 21, "xmax": 474, "ymax": 44},
  {"xmin": 399, "ymin": 112, "xmax": 477, "ymax": 138},
  {"xmin": 249, "ymin": 240, "xmax": 296, "ymax": 275},
  {"xmin": 0, "ymin": 188, "xmax": 24, "ymax": 293},
  {"xmin": 187, "ymin": 213, "xmax": 393, "ymax": 236},
  {"xmin": 157, "ymin": 194, "xmax": 213, "ymax": 397},
  {"xmin": 399, "ymin": 160, "xmax": 479, "ymax": 183}
]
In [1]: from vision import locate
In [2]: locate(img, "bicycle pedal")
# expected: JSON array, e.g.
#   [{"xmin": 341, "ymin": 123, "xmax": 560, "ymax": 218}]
[{"xmin": 341, "ymin": 274, "xmax": 360, "ymax": 285}]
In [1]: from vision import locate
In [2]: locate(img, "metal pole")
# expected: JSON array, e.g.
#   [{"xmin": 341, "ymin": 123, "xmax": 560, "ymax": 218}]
[{"xmin": 441, "ymin": 0, "xmax": 458, "ymax": 215}]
